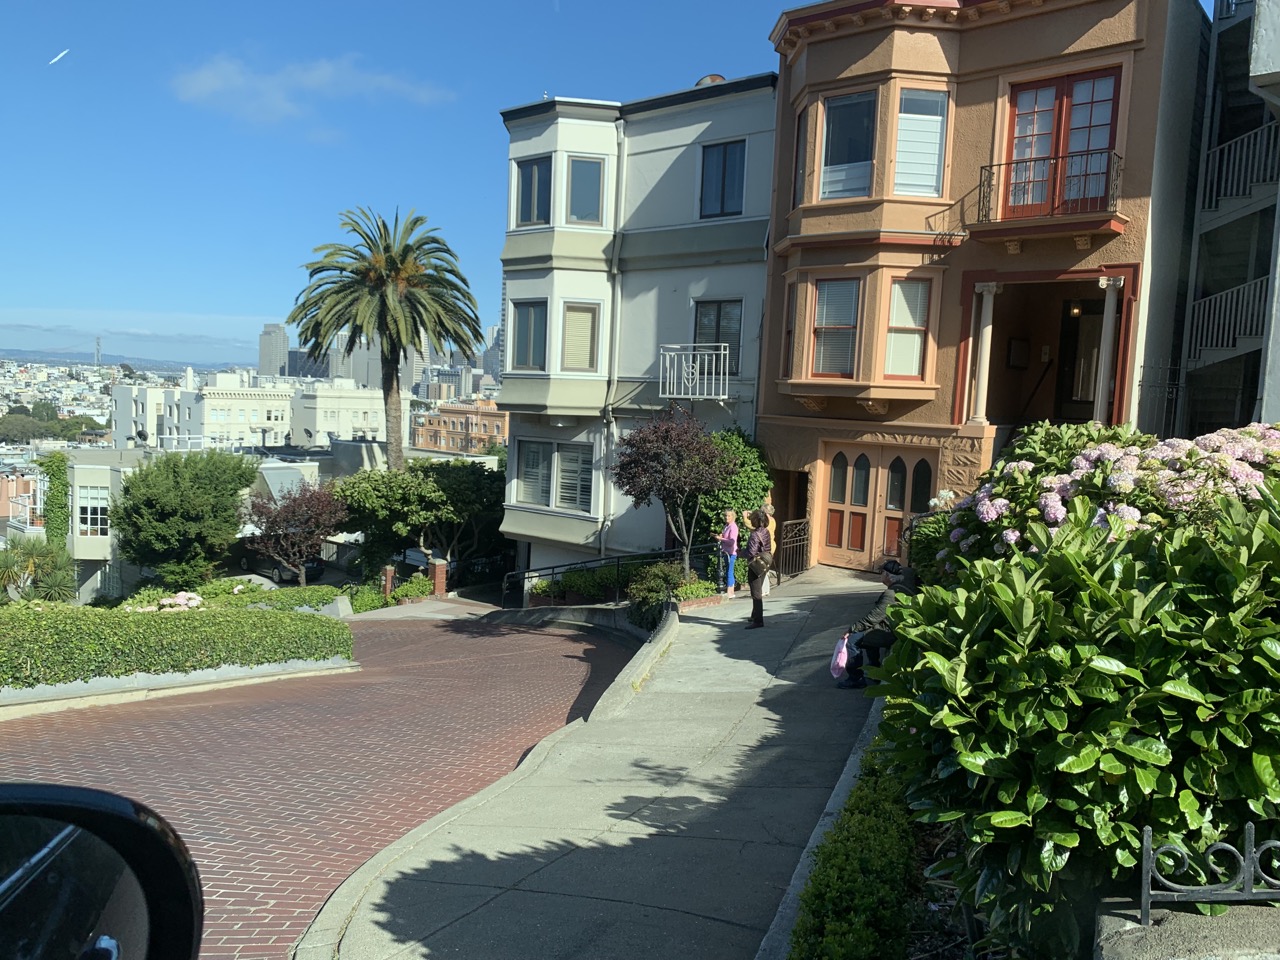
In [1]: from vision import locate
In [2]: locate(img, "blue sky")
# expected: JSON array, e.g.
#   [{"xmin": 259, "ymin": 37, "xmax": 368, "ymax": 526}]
[{"xmin": 1, "ymin": 1, "xmax": 787, "ymax": 365}]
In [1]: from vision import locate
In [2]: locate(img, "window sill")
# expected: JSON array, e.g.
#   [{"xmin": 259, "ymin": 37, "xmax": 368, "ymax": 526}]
[
  {"xmin": 776, "ymin": 379, "xmax": 941, "ymax": 401},
  {"xmin": 966, "ymin": 211, "xmax": 1129, "ymax": 244}
]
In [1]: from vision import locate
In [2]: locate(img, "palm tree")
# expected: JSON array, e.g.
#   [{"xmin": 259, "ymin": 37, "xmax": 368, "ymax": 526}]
[
  {"xmin": 288, "ymin": 208, "xmax": 484, "ymax": 471},
  {"xmin": 0, "ymin": 534, "xmax": 78, "ymax": 603}
]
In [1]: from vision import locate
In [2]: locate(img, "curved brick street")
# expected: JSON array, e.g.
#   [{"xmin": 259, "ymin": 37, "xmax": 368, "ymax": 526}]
[{"xmin": 0, "ymin": 618, "xmax": 632, "ymax": 959}]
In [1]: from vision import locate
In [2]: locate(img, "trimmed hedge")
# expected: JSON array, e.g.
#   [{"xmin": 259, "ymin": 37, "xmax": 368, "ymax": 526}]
[
  {"xmin": 0, "ymin": 607, "xmax": 353, "ymax": 690},
  {"xmin": 789, "ymin": 748, "xmax": 919, "ymax": 960},
  {"xmin": 346, "ymin": 584, "xmax": 392, "ymax": 614},
  {"xmin": 125, "ymin": 581, "xmax": 342, "ymax": 613}
]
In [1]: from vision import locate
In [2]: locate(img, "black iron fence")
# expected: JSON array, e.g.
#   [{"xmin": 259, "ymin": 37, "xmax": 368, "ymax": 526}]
[
  {"xmin": 1141, "ymin": 823, "xmax": 1280, "ymax": 924},
  {"xmin": 977, "ymin": 150, "xmax": 1122, "ymax": 223},
  {"xmin": 775, "ymin": 519, "xmax": 810, "ymax": 579},
  {"xmin": 500, "ymin": 542, "xmax": 718, "ymax": 609}
]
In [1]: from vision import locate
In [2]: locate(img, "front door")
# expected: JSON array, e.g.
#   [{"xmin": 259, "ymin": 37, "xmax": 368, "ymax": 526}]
[{"xmin": 819, "ymin": 444, "xmax": 936, "ymax": 570}]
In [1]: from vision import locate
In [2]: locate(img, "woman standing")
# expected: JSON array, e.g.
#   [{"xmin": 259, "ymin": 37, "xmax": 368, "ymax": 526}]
[
  {"xmin": 719, "ymin": 508, "xmax": 739, "ymax": 599},
  {"xmin": 744, "ymin": 509, "xmax": 772, "ymax": 629}
]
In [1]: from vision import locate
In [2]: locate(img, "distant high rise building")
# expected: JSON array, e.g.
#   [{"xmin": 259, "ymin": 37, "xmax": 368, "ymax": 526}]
[
  {"xmin": 287, "ymin": 349, "xmax": 329, "ymax": 378},
  {"xmin": 258, "ymin": 324, "xmax": 288, "ymax": 377},
  {"xmin": 328, "ymin": 331, "xmax": 351, "ymax": 378},
  {"xmin": 483, "ymin": 325, "xmax": 505, "ymax": 381}
]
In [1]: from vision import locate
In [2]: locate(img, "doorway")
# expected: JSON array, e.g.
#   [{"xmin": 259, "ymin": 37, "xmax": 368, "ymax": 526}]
[{"xmin": 819, "ymin": 443, "xmax": 935, "ymax": 569}]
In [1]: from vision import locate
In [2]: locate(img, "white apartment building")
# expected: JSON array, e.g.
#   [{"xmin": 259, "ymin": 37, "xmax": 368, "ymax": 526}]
[
  {"xmin": 111, "ymin": 374, "xmax": 409, "ymax": 451},
  {"xmin": 498, "ymin": 73, "xmax": 777, "ymax": 569}
]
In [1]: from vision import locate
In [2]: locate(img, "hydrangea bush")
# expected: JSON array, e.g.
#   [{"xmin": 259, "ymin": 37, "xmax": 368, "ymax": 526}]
[{"xmin": 931, "ymin": 421, "xmax": 1280, "ymax": 582}]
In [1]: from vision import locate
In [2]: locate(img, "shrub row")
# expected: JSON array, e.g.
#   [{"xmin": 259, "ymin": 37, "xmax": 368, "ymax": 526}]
[
  {"xmin": 124, "ymin": 581, "xmax": 343, "ymax": 613},
  {"xmin": 789, "ymin": 747, "xmax": 919, "ymax": 960},
  {"xmin": 0, "ymin": 607, "xmax": 353, "ymax": 690}
]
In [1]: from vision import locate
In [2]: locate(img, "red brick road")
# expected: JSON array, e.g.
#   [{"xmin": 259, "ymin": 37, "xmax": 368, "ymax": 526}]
[{"xmin": 0, "ymin": 619, "xmax": 632, "ymax": 959}]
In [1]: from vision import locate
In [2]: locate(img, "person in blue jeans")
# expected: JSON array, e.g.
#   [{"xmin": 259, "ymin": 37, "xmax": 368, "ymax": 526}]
[{"xmin": 719, "ymin": 508, "xmax": 739, "ymax": 598}]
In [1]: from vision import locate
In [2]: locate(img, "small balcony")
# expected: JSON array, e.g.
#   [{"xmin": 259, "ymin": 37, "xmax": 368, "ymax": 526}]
[
  {"xmin": 659, "ymin": 344, "xmax": 730, "ymax": 401},
  {"xmin": 971, "ymin": 150, "xmax": 1126, "ymax": 245},
  {"xmin": 8, "ymin": 493, "xmax": 45, "ymax": 535}
]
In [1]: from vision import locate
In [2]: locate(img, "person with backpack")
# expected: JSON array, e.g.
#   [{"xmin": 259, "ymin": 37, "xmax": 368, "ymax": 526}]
[{"xmin": 837, "ymin": 559, "xmax": 916, "ymax": 688}]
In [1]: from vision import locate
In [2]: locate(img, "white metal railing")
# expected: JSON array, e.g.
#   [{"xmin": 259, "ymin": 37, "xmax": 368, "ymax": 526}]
[
  {"xmin": 1188, "ymin": 276, "xmax": 1272, "ymax": 360},
  {"xmin": 1203, "ymin": 121, "xmax": 1280, "ymax": 209},
  {"xmin": 658, "ymin": 344, "xmax": 730, "ymax": 401},
  {"xmin": 8, "ymin": 493, "xmax": 45, "ymax": 531}
]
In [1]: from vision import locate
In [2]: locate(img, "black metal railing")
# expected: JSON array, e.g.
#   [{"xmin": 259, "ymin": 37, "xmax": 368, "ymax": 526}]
[
  {"xmin": 776, "ymin": 519, "xmax": 810, "ymax": 579},
  {"xmin": 1141, "ymin": 823, "xmax": 1280, "ymax": 924},
  {"xmin": 500, "ymin": 542, "xmax": 718, "ymax": 609},
  {"xmin": 977, "ymin": 150, "xmax": 1123, "ymax": 223}
]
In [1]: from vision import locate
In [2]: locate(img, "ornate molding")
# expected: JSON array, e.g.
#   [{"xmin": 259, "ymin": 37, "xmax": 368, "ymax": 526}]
[
  {"xmin": 1099, "ymin": 275, "xmax": 1126, "ymax": 290},
  {"xmin": 1004, "ymin": 239, "xmax": 1023, "ymax": 255},
  {"xmin": 857, "ymin": 399, "xmax": 891, "ymax": 415},
  {"xmin": 795, "ymin": 396, "xmax": 828, "ymax": 413},
  {"xmin": 1074, "ymin": 234, "xmax": 1093, "ymax": 251}
]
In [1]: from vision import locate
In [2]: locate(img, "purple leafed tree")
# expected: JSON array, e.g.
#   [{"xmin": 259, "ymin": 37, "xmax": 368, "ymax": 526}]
[
  {"xmin": 612, "ymin": 404, "xmax": 739, "ymax": 574},
  {"xmin": 242, "ymin": 480, "xmax": 348, "ymax": 587}
]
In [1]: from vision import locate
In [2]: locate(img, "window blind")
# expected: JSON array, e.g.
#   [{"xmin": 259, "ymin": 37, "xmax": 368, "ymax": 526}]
[
  {"xmin": 894, "ymin": 91, "xmax": 947, "ymax": 197},
  {"xmin": 555, "ymin": 444, "xmax": 592, "ymax": 512},
  {"xmin": 562, "ymin": 304, "xmax": 597, "ymax": 371}
]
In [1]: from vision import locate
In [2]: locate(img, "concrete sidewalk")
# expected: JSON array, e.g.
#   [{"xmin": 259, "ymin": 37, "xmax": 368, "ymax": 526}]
[{"xmin": 294, "ymin": 566, "xmax": 885, "ymax": 960}]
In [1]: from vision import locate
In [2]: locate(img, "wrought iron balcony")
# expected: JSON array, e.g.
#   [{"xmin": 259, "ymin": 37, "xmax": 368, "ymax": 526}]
[
  {"xmin": 977, "ymin": 149, "xmax": 1123, "ymax": 223},
  {"xmin": 659, "ymin": 344, "xmax": 730, "ymax": 401}
]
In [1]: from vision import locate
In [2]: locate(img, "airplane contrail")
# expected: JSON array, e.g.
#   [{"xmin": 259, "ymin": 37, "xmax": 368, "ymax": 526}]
[{"xmin": 49, "ymin": 49, "xmax": 69, "ymax": 65}]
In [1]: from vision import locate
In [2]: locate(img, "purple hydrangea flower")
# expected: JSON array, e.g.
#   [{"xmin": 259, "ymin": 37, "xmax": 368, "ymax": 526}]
[
  {"xmin": 1001, "ymin": 528, "xmax": 1021, "ymax": 544},
  {"xmin": 950, "ymin": 527, "xmax": 966, "ymax": 542},
  {"xmin": 1039, "ymin": 491, "xmax": 1067, "ymax": 524}
]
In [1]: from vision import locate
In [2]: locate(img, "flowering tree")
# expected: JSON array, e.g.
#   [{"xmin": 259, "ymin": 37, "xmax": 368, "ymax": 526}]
[
  {"xmin": 931, "ymin": 421, "xmax": 1280, "ymax": 581},
  {"xmin": 613, "ymin": 404, "xmax": 739, "ymax": 575},
  {"xmin": 242, "ymin": 480, "xmax": 348, "ymax": 588}
]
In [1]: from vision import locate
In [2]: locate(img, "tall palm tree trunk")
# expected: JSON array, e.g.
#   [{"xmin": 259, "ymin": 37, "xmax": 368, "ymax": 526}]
[{"xmin": 382, "ymin": 355, "xmax": 404, "ymax": 472}]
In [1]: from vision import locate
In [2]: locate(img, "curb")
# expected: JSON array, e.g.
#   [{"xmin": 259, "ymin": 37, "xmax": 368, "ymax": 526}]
[
  {"xmin": 753, "ymin": 695, "xmax": 885, "ymax": 960},
  {"xmin": 292, "ymin": 718, "xmax": 587, "ymax": 960},
  {"xmin": 0, "ymin": 659, "xmax": 360, "ymax": 723},
  {"xmin": 292, "ymin": 607, "xmax": 679, "ymax": 959}
]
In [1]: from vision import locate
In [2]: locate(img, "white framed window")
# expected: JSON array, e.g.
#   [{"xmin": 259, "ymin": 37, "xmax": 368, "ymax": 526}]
[
  {"xmin": 701, "ymin": 140, "xmax": 746, "ymax": 218},
  {"xmin": 694, "ymin": 300, "xmax": 743, "ymax": 376},
  {"xmin": 77, "ymin": 485, "xmax": 109, "ymax": 536},
  {"xmin": 516, "ymin": 156, "xmax": 552, "ymax": 227},
  {"xmin": 813, "ymin": 278, "xmax": 861, "ymax": 377},
  {"xmin": 516, "ymin": 440, "xmax": 553, "ymax": 506},
  {"xmin": 821, "ymin": 92, "xmax": 877, "ymax": 200},
  {"xmin": 512, "ymin": 301, "xmax": 548, "ymax": 371},
  {"xmin": 885, "ymin": 279, "xmax": 930, "ymax": 379},
  {"xmin": 555, "ymin": 443, "xmax": 593, "ymax": 512},
  {"xmin": 561, "ymin": 303, "xmax": 599, "ymax": 372},
  {"xmin": 568, "ymin": 157, "xmax": 603, "ymax": 225},
  {"xmin": 894, "ymin": 90, "xmax": 948, "ymax": 197}
]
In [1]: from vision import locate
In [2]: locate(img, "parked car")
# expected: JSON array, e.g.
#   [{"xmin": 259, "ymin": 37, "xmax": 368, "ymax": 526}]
[{"xmin": 237, "ymin": 554, "xmax": 325, "ymax": 584}]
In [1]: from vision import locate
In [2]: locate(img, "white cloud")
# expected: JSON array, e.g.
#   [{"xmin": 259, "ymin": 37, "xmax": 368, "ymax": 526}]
[{"xmin": 172, "ymin": 53, "xmax": 453, "ymax": 125}]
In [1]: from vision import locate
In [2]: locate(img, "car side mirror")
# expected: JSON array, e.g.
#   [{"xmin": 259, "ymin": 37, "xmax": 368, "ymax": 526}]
[{"xmin": 0, "ymin": 784, "xmax": 203, "ymax": 960}]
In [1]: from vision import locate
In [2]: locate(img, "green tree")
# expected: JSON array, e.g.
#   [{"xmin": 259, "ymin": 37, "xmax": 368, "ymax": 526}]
[
  {"xmin": 30, "ymin": 400, "xmax": 59, "ymax": 422},
  {"xmin": 332, "ymin": 467, "xmax": 449, "ymax": 569},
  {"xmin": 0, "ymin": 415, "xmax": 56, "ymax": 443},
  {"xmin": 612, "ymin": 404, "xmax": 739, "ymax": 574},
  {"xmin": 110, "ymin": 450, "xmax": 258, "ymax": 589},
  {"xmin": 288, "ymin": 208, "xmax": 484, "ymax": 472},
  {"xmin": 481, "ymin": 440, "xmax": 508, "ymax": 473},
  {"xmin": 7, "ymin": 404, "xmax": 31, "ymax": 417},
  {"xmin": 34, "ymin": 452, "xmax": 70, "ymax": 543},
  {"xmin": 0, "ymin": 534, "xmax": 78, "ymax": 604},
  {"xmin": 410, "ymin": 459, "xmax": 506, "ymax": 562},
  {"xmin": 696, "ymin": 428, "xmax": 773, "ymax": 544}
]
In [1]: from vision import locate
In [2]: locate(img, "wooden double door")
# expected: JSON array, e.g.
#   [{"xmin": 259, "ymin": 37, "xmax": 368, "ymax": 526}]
[{"xmin": 819, "ymin": 443, "xmax": 935, "ymax": 570}]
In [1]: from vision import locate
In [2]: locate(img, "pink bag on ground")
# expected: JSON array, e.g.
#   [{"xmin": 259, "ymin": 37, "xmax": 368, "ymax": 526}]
[{"xmin": 830, "ymin": 635, "xmax": 849, "ymax": 679}]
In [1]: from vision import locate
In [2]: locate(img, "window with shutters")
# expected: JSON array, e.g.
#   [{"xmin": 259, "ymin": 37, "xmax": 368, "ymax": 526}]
[
  {"xmin": 554, "ymin": 443, "xmax": 593, "ymax": 512},
  {"xmin": 516, "ymin": 156, "xmax": 552, "ymax": 227},
  {"xmin": 693, "ymin": 300, "xmax": 742, "ymax": 376},
  {"xmin": 820, "ymin": 92, "xmax": 876, "ymax": 200},
  {"xmin": 893, "ymin": 90, "xmax": 948, "ymax": 197},
  {"xmin": 701, "ymin": 140, "xmax": 746, "ymax": 219},
  {"xmin": 516, "ymin": 441, "xmax": 553, "ymax": 506},
  {"xmin": 512, "ymin": 301, "xmax": 547, "ymax": 371},
  {"xmin": 812, "ymin": 278, "xmax": 860, "ymax": 377},
  {"xmin": 561, "ymin": 303, "xmax": 599, "ymax": 372},
  {"xmin": 884, "ymin": 279, "xmax": 930, "ymax": 379}
]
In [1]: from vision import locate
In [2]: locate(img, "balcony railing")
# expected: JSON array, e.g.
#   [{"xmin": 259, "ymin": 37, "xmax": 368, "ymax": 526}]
[
  {"xmin": 659, "ymin": 344, "xmax": 730, "ymax": 401},
  {"xmin": 977, "ymin": 150, "xmax": 1123, "ymax": 223},
  {"xmin": 1187, "ymin": 276, "xmax": 1272, "ymax": 361},
  {"xmin": 8, "ymin": 494, "xmax": 45, "ymax": 531},
  {"xmin": 1203, "ymin": 121, "xmax": 1280, "ymax": 210}
]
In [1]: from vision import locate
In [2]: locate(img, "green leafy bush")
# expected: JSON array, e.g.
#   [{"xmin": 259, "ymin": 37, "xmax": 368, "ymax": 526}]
[
  {"xmin": 672, "ymin": 578, "xmax": 717, "ymax": 602},
  {"xmin": 696, "ymin": 427, "xmax": 774, "ymax": 544},
  {"xmin": 789, "ymin": 748, "xmax": 919, "ymax": 960},
  {"xmin": 529, "ymin": 578, "xmax": 565, "ymax": 600},
  {"xmin": 123, "ymin": 580, "xmax": 341, "ymax": 612},
  {"xmin": 626, "ymin": 561, "xmax": 694, "ymax": 630},
  {"xmin": 0, "ymin": 607, "xmax": 353, "ymax": 689},
  {"xmin": 391, "ymin": 575, "xmax": 433, "ymax": 601},
  {"xmin": 881, "ymin": 488, "xmax": 1280, "ymax": 957},
  {"xmin": 706, "ymin": 553, "xmax": 748, "ymax": 589},
  {"xmin": 905, "ymin": 512, "xmax": 950, "ymax": 586},
  {"xmin": 346, "ymin": 584, "xmax": 391, "ymax": 614},
  {"xmin": 560, "ymin": 568, "xmax": 605, "ymax": 601}
]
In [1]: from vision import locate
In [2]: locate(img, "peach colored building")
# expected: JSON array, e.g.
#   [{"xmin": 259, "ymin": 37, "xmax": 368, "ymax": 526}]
[
  {"xmin": 412, "ymin": 399, "xmax": 509, "ymax": 455},
  {"xmin": 757, "ymin": 0, "xmax": 1205, "ymax": 571}
]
